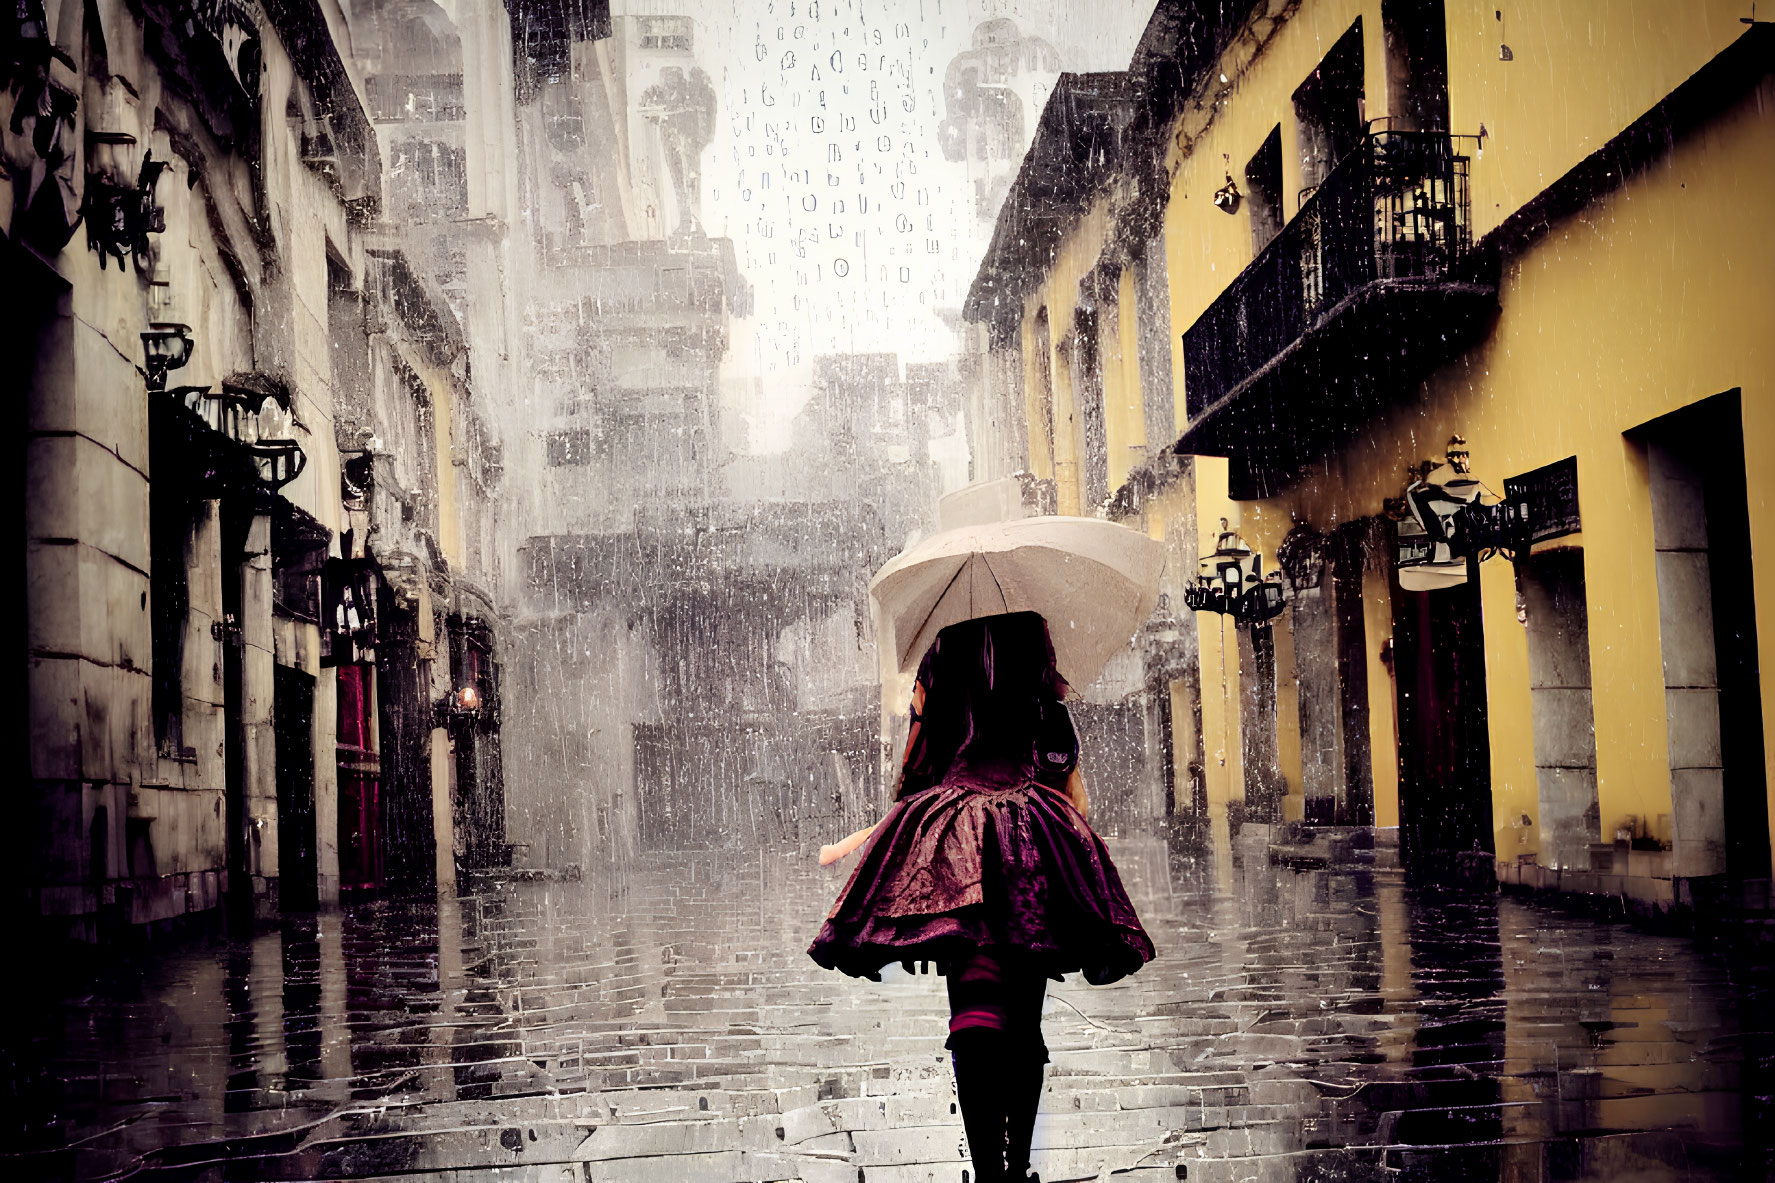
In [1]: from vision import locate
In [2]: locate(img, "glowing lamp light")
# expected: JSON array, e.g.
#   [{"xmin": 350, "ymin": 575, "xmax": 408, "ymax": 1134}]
[{"xmin": 436, "ymin": 683, "xmax": 484, "ymax": 727}]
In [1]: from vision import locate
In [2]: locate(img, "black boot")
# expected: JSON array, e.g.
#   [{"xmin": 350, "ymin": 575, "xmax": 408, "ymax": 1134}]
[
  {"xmin": 1003, "ymin": 1052, "xmax": 1044, "ymax": 1181},
  {"xmin": 949, "ymin": 1027, "xmax": 1007, "ymax": 1182}
]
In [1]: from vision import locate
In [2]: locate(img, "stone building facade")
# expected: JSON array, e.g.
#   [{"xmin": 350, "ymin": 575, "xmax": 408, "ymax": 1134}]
[{"xmin": 11, "ymin": 0, "xmax": 515, "ymax": 940}]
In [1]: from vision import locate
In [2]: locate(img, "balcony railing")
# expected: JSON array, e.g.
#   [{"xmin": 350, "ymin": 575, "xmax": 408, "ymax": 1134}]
[
  {"xmin": 152, "ymin": 384, "xmax": 308, "ymax": 500},
  {"xmin": 1183, "ymin": 131, "xmax": 1472, "ymax": 420}
]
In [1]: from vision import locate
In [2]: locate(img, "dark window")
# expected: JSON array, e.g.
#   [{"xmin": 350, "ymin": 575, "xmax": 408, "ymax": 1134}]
[
  {"xmin": 149, "ymin": 493, "xmax": 191, "ymax": 751},
  {"xmin": 367, "ymin": 73, "xmax": 466, "ymax": 123},
  {"xmin": 273, "ymin": 503, "xmax": 332, "ymax": 625},
  {"xmin": 1382, "ymin": 0, "xmax": 1450, "ymax": 133},
  {"xmin": 1072, "ymin": 301, "xmax": 1109, "ymax": 508},
  {"xmin": 1032, "ymin": 306, "xmax": 1055, "ymax": 476},
  {"xmin": 541, "ymin": 81, "xmax": 586, "ymax": 150},
  {"xmin": 273, "ymin": 548, "xmax": 325, "ymax": 623},
  {"xmin": 274, "ymin": 665, "xmax": 318, "ymax": 909},
  {"xmin": 1245, "ymin": 125, "xmax": 1284, "ymax": 251},
  {"xmin": 1293, "ymin": 19, "xmax": 1366, "ymax": 197},
  {"xmin": 546, "ymin": 428, "xmax": 592, "ymax": 466},
  {"xmin": 638, "ymin": 17, "xmax": 693, "ymax": 51},
  {"xmin": 407, "ymin": 371, "xmax": 438, "ymax": 511},
  {"xmin": 391, "ymin": 139, "xmax": 469, "ymax": 218}
]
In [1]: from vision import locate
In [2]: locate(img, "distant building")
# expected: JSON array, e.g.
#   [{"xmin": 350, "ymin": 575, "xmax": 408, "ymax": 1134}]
[
  {"xmin": 502, "ymin": 14, "xmax": 890, "ymax": 862},
  {"xmin": 940, "ymin": 18, "xmax": 1063, "ymax": 223}
]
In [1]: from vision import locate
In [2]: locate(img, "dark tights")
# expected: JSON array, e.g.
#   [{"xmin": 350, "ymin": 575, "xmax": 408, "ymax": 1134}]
[{"xmin": 946, "ymin": 948, "xmax": 1047, "ymax": 1181}]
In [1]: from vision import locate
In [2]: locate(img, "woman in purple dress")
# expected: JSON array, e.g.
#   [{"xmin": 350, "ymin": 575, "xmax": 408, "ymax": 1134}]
[{"xmin": 808, "ymin": 611, "xmax": 1156, "ymax": 1183}]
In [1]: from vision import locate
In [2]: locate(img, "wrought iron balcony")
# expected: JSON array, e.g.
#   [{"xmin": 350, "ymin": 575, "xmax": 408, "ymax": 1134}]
[
  {"xmin": 151, "ymin": 383, "xmax": 307, "ymax": 501},
  {"xmin": 1176, "ymin": 132, "xmax": 1497, "ymax": 498}
]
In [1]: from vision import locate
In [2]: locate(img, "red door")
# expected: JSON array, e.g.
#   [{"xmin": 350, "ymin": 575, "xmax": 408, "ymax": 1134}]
[{"xmin": 337, "ymin": 663, "xmax": 383, "ymax": 891}]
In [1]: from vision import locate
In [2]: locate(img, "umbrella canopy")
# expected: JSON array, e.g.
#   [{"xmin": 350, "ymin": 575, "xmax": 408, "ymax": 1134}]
[{"xmin": 869, "ymin": 516, "xmax": 1165, "ymax": 687}]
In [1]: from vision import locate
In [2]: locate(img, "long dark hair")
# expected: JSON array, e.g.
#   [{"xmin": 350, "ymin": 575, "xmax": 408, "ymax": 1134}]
[{"xmin": 895, "ymin": 611, "xmax": 1068, "ymax": 799}]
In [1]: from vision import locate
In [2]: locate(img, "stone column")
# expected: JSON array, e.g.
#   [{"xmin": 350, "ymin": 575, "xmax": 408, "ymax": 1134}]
[
  {"xmin": 312, "ymin": 660, "xmax": 341, "ymax": 904},
  {"xmin": 427, "ymin": 595, "xmax": 458, "ymax": 893},
  {"xmin": 1521, "ymin": 549, "xmax": 1600, "ymax": 871},
  {"xmin": 1281, "ymin": 528, "xmax": 1343, "ymax": 823},
  {"xmin": 1291, "ymin": 579, "xmax": 1345, "ymax": 823},
  {"xmin": 1330, "ymin": 525, "xmax": 1375, "ymax": 826},
  {"xmin": 1132, "ymin": 234, "xmax": 1175, "ymax": 462},
  {"xmin": 1237, "ymin": 623, "xmax": 1285, "ymax": 823},
  {"xmin": 240, "ymin": 512, "xmax": 280, "ymax": 915},
  {"xmin": 1648, "ymin": 441, "xmax": 1726, "ymax": 878}
]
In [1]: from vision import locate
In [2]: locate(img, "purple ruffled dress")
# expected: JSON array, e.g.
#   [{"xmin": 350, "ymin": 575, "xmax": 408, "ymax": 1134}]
[{"xmin": 807, "ymin": 754, "xmax": 1156, "ymax": 985}]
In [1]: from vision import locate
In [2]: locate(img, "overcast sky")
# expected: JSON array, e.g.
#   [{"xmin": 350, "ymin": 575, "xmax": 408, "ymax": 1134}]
[{"xmin": 614, "ymin": 0, "xmax": 1157, "ymax": 450}]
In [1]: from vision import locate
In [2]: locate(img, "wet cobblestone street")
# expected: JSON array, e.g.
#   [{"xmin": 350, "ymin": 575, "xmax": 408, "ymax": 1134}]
[{"xmin": 6, "ymin": 840, "xmax": 1769, "ymax": 1182}]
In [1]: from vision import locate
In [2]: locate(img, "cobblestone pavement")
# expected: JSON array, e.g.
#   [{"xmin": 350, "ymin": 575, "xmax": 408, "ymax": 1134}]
[{"xmin": 5, "ymin": 838, "xmax": 1770, "ymax": 1182}]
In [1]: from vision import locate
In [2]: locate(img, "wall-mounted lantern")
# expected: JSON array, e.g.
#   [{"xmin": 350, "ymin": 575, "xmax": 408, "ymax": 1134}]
[
  {"xmin": 1212, "ymin": 173, "xmax": 1242, "ymax": 214},
  {"xmin": 1183, "ymin": 520, "xmax": 1286, "ymax": 625},
  {"xmin": 321, "ymin": 556, "xmax": 379, "ymax": 667},
  {"xmin": 1140, "ymin": 593, "xmax": 1191, "ymax": 685},
  {"xmin": 251, "ymin": 440, "xmax": 307, "ymax": 489},
  {"xmin": 221, "ymin": 377, "xmax": 308, "ymax": 491},
  {"xmin": 86, "ymin": 130, "xmax": 134, "ymax": 183},
  {"xmin": 1275, "ymin": 525, "xmax": 1328, "ymax": 593},
  {"xmin": 436, "ymin": 683, "xmax": 484, "ymax": 729},
  {"xmin": 340, "ymin": 451, "xmax": 375, "ymax": 511},
  {"xmin": 141, "ymin": 321, "xmax": 193, "ymax": 390},
  {"xmin": 84, "ymin": 134, "xmax": 168, "ymax": 272},
  {"xmin": 1394, "ymin": 434, "xmax": 1532, "ymax": 591}
]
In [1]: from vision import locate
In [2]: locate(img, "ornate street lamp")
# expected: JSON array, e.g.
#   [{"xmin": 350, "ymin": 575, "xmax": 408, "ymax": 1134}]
[
  {"xmin": 1393, "ymin": 434, "xmax": 1533, "ymax": 591},
  {"xmin": 86, "ymin": 130, "xmax": 135, "ymax": 184},
  {"xmin": 1183, "ymin": 520, "xmax": 1286, "ymax": 625},
  {"xmin": 250, "ymin": 439, "xmax": 307, "ymax": 489},
  {"xmin": 1140, "ymin": 593, "xmax": 1191, "ymax": 686},
  {"xmin": 1143, "ymin": 593, "xmax": 1184, "ymax": 647},
  {"xmin": 1212, "ymin": 173, "xmax": 1242, "ymax": 214},
  {"xmin": 84, "ymin": 133, "xmax": 168, "ymax": 272}
]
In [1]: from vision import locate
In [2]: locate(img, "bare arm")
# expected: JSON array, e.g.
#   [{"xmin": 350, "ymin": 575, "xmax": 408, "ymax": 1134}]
[
  {"xmin": 819, "ymin": 825, "xmax": 875, "ymax": 865},
  {"xmin": 1066, "ymin": 765, "xmax": 1088, "ymax": 817},
  {"xmin": 818, "ymin": 683, "xmax": 924, "ymax": 865}
]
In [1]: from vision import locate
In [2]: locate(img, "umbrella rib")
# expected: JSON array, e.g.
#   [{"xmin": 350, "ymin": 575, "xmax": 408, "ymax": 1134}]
[
  {"xmin": 978, "ymin": 551, "xmax": 1010, "ymax": 616},
  {"xmin": 920, "ymin": 558, "xmax": 972, "ymax": 656}
]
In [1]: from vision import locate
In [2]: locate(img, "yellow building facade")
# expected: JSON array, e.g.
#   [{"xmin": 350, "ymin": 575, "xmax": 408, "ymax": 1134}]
[{"xmin": 965, "ymin": 0, "xmax": 1774, "ymax": 906}]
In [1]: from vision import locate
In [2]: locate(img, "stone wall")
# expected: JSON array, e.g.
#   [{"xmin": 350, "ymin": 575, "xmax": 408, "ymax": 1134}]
[{"xmin": 13, "ymin": 0, "xmax": 506, "ymax": 937}]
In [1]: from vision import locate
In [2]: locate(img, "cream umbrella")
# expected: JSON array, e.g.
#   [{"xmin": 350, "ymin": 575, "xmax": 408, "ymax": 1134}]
[{"xmin": 869, "ymin": 515, "xmax": 1166, "ymax": 687}]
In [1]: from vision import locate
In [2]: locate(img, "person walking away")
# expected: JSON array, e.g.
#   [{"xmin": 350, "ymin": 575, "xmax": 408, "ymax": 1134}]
[{"xmin": 808, "ymin": 612, "xmax": 1156, "ymax": 1182}]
